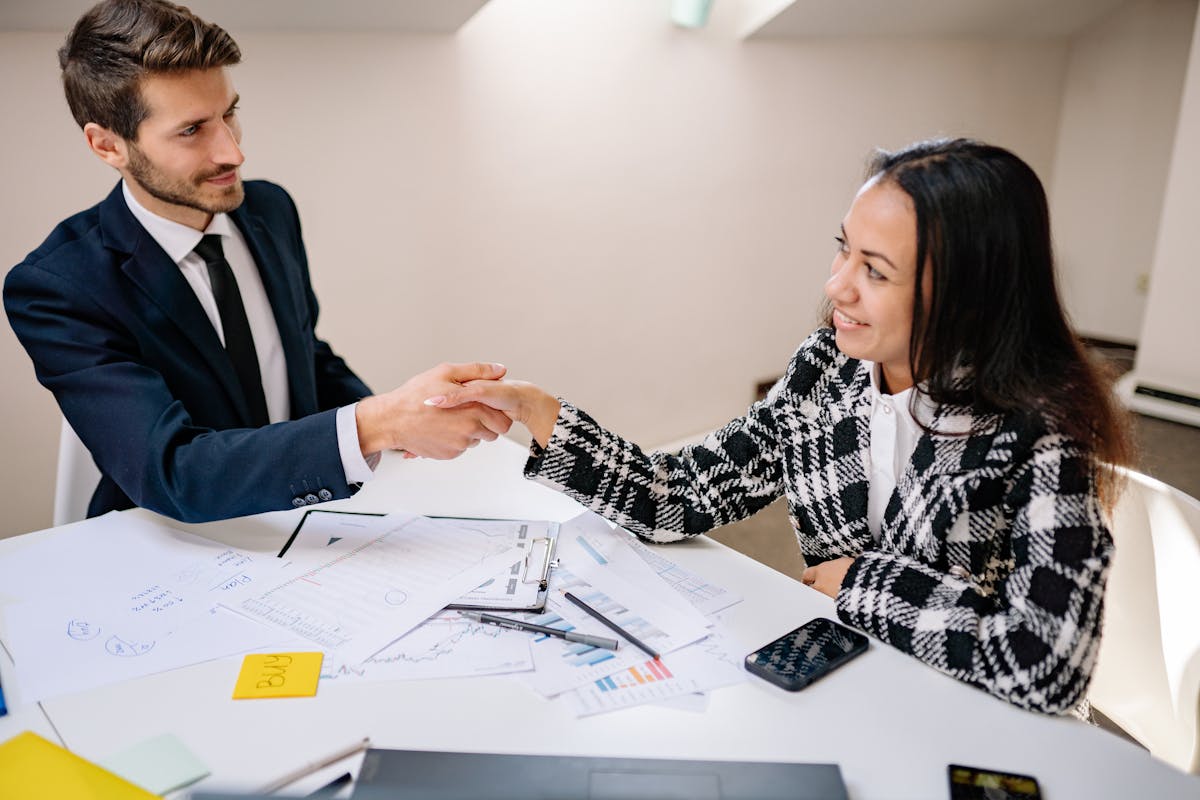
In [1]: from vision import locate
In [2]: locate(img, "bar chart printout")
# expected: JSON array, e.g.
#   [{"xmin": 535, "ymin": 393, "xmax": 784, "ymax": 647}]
[
  {"xmin": 596, "ymin": 658, "xmax": 674, "ymax": 692},
  {"xmin": 567, "ymin": 657, "xmax": 692, "ymax": 717}
]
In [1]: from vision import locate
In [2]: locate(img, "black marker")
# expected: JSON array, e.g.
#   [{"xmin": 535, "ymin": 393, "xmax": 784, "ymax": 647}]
[{"xmin": 562, "ymin": 591, "xmax": 661, "ymax": 661}]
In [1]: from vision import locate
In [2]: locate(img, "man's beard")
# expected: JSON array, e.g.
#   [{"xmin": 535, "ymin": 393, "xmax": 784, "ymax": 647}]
[{"xmin": 126, "ymin": 143, "xmax": 244, "ymax": 215}]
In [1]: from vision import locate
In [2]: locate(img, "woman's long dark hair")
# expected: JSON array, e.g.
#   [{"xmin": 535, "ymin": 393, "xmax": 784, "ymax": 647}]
[{"xmin": 859, "ymin": 138, "xmax": 1134, "ymax": 506}]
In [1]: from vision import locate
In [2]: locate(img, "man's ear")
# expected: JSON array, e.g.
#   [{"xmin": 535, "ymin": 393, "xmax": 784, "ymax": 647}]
[{"xmin": 83, "ymin": 122, "xmax": 128, "ymax": 169}]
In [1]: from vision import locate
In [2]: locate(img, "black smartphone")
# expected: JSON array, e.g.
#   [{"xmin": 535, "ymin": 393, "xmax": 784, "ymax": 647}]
[
  {"xmin": 948, "ymin": 764, "xmax": 1042, "ymax": 800},
  {"xmin": 744, "ymin": 617, "xmax": 868, "ymax": 691}
]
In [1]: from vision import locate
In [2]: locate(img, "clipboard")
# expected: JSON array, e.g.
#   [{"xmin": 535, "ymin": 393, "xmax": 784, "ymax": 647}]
[
  {"xmin": 280, "ymin": 510, "xmax": 558, "ymax": 612},
  {"xmin": 439, "ymin": 517, "xmax": 559, "ymax": 613}
]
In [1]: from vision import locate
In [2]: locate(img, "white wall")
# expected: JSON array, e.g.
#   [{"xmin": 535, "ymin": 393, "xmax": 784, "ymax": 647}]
[
  {"xmin": 0, "ymin": 0, "xmax": 1075, "ymax": 536},
  {"xmin": 1130, "ymin": 5, "xmax": 1200, "ymax": 401},
  {"xmin": 1050, "ymin": 0, "xmax": 1197, "ymax": 342}
]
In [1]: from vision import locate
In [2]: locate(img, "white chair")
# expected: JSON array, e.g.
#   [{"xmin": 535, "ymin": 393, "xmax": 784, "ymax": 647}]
[
  {"xmin": 1089, "ymin": 468, "xmax": 1200, "ymax": 774},
  {"xmin": 53, "ymin": 417, "xmax": 102, "ymax": 527}
]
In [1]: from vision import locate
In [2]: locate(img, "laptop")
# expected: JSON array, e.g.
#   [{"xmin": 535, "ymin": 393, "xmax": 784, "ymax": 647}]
[{"xmin": 349, "ymin": 748, "xmax": 849, "ymax": 800}]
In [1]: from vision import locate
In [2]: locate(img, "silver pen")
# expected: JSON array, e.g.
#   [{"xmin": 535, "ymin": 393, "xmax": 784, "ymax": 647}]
[{"xmin": 457, "ymin": 610, "xmax": 619, "ymax": 650}]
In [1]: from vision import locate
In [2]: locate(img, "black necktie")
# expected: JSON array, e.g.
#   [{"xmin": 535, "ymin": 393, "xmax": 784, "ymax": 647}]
[{"xmin": 193, "ymin": 234, "xmax": 270, "ymax": 427}]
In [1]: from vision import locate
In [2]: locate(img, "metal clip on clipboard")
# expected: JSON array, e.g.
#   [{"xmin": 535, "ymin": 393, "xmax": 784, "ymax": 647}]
[
  {"xmin": 445, "ymin": 519, "xmax": 560, "ymax": 612},
  {"xmin": 521, "ymin": 535, "xmax": 558, "ymax": 591}
]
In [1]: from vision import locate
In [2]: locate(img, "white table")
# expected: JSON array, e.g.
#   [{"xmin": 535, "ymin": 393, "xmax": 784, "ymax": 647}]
[{"xmin": 2, "ymin": 440, "xmax": 1198, "ymax": 799}]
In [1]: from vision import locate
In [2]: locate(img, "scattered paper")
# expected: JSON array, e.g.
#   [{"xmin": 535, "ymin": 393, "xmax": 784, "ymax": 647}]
[
  {"xmin": 626, "ymin": 535, "xmax": 743, "ymax": 616},
  {"xmin": 321, "ymin": 610, "xmax": 533, "ymax": 682},
  {"xmin": 518, "ymin": 566, "xmax": 709, "ymax": 698},
  {"xmin": 229, "ymin": 515, "xmax": 524, "ymax": 663},
  {"xmin": 5, "ymin": 603, "xmax": 299, "ymax": 704},
  {"xmin": 561, "ymin": 624, "xmax": 747, "ymax": 717}
]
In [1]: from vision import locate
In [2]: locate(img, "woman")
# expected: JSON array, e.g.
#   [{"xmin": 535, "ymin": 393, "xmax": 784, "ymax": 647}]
[{"xmin": 427, "ymin": 139, "xmax": 1134, "ymax": 714}]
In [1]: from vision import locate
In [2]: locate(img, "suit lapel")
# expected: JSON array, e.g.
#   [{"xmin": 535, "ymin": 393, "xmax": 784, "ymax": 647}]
[{"xmin": 100, "ymin": 185, "xmax": 251, "ymax": 422}]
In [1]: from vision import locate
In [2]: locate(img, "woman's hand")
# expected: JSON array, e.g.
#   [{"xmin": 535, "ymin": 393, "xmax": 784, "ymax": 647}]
[
  {"xmin": 800, "ymin": 556, "xmax": 855, "ymax": 599},
  {"xmin": 425, "ymin": 379, "xmax": 561, "ymax": 447}
]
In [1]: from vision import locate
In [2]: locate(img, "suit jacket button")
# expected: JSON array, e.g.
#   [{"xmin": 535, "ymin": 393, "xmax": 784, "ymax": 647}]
[
  {"xmin": 318, "ymin": 489, "xmax": 333, "ymax": 501},
  {"xmin": 291, "ymin": 497, "xmax": 306, "ymax": 508},
  {"xmin": 304, "ymin": 493, "xmax": 319, "ymax": 505}
]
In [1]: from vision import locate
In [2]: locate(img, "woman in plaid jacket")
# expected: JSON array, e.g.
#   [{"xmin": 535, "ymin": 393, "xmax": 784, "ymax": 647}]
[{"xmin": 429, "ymin": 139, "xmax": 1134, "ymax": 714}]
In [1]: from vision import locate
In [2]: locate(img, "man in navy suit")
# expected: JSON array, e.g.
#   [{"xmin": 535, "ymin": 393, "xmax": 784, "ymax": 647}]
[{"xmin": 4, "ymin": 0, "xmax": 511, "ymax": 523}]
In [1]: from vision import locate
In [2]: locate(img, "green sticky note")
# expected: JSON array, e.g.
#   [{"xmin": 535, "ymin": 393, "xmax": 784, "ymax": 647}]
[{"xmin": 100, "ymin": 733, "xmax": 210, "ymax": 795}]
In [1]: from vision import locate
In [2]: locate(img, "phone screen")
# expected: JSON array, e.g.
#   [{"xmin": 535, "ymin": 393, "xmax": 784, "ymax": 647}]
[
  {"xmin": 745, "ymin": 617, "xmax": 868, "ymax": 691},
  {"xmin": 948, "ymin": 764, "xmax": 1042, "ymax": 800}
]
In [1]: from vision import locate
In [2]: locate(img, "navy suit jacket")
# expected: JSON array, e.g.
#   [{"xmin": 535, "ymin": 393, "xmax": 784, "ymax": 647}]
[{"xmin": 4, "ymin": 180, "xmax": 372, "ymax": 522}]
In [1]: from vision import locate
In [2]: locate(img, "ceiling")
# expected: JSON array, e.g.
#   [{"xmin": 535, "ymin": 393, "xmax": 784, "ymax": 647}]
[
  {"xmin": 746, "ymin": 0, "xmax": 1132, "ymax": 39},
  {"xmin": 0, "ymin": 0, "xmax": 492, "ymax": 33}
]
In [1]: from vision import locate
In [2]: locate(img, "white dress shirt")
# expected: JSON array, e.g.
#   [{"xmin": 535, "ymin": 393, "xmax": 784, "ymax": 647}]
[
  {"xmin": 122, "ymin": 183, "xmax": 374, "ymax": 485},
  {"xmin": 865, "ymin": 363, "xmax": 935, "ymax": 542}
]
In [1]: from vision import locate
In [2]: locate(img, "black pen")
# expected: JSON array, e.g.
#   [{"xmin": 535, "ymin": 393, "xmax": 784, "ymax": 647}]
[
  {"xmin": 457, "ymin": 610, "xmax": 619, "ymax": 650},
  {"xmin": 562, "ymin": 591, "xmax": 661, "ymax": 661}
]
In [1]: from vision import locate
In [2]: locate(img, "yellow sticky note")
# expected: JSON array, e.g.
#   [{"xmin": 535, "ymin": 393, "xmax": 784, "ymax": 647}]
[
  {"xmin": 232, "ymin": 652, "xmax": 323, "ymax": 699},
  {"xmin": 0, "ymin": 731, "xmax": 160, "ymax": 799}
]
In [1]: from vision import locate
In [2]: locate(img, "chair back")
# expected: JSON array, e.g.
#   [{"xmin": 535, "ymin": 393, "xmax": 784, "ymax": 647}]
[
  {"xmin": 1090, "ymin": 468, "xmax": 1200, "ymax": 773},
  {"xmin": 53, "ymin": 418, "xmax": 101, "ymax": 527}
]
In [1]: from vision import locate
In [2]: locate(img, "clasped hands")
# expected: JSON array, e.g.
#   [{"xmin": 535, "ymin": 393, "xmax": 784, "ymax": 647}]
[
  {"xmin": 390, "ymin": 366, "xmax": 855, "ymax": 600},
  {"xmin": 354, "ymin": 362, "xmax": 513, "ymax": 460},
  {"xmin": 355, "ymin": 363, "xmax": 561, "ymax": 461}
]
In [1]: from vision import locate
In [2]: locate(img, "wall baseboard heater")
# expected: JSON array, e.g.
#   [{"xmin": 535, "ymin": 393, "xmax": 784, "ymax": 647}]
[{"xmin": 1117, "ymin": 373, "xmax": 1200, "ymax": 428}]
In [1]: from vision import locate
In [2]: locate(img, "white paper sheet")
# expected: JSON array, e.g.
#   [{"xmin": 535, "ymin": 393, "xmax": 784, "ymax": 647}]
[
  {"xmin": 5, "ymin": 604, "xmax": 300, "ymax": 704},
  {"xmin": 320, "ymin": 610, "xmax": 533, "ymax": 682},
  {"xmin": 0, "ymin": 515, "xmax": 298, "ymax": 702},
  {"xmin": 555, "ymin": 513, "xmax": 712, "ymax": 629},
  {"xmin": 625, "ymin": 536, "xmax": 744, "ymax": 616},
  {"xmin": 0, "ymin": 514, "xmax": 285, "ymax": 607},
  {"xmin": 286, "ymin": 511, "xmax": 559, "ymax": 611},
  {"xmin": 230, "ymin": 515, "xmax": 524, "ymax": 663}
]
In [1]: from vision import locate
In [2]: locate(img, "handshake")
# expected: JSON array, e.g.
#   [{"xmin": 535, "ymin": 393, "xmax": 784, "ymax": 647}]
[{"xmin": 353, "ymin": 362, "xmax": 561, "ymax": 461}]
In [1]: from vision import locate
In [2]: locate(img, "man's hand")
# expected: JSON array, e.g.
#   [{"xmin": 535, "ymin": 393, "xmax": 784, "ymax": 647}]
[
  {"xmin": 355, "ymin": 362, "xmax": 512, "ymax": 460},
  {"xmin": 800, "ymin": 556, "xmax": 855, "ymax": 599},
  {"xmin": 425, "ymin": 379, "xmax": 561, "ymax": 447}
]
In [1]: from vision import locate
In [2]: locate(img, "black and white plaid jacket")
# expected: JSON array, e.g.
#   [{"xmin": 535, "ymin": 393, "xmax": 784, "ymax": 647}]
[{"xmin": 525, "ymin": 327, "xmax": 1111, "ymax": 714}]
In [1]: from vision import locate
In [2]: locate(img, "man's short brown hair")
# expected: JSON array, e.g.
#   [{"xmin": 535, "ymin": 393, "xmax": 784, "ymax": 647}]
[{"xmin": 59, "ymin": 0, "xmax": 241, "ymax": 140}]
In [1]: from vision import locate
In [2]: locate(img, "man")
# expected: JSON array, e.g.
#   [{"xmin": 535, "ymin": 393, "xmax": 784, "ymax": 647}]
[{"xmin": 4, "ymin": 0, "xmax": 510, "ymax": 523}]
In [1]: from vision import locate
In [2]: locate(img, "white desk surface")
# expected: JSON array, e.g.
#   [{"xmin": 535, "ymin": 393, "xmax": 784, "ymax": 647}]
[{"xmin": 2, "ymin": 439, "xmax": 1197, "ymax": 799}]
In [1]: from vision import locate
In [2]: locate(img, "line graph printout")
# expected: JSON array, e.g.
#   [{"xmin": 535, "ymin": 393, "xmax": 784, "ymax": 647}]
[
  {"xmin": 320, "ymin": 610, "xmax": 533, "ymax": 682},
  {"xmin": 624, "ymin": 536, "xmax": 743, "ymax": 616},
  {"xmin": 230, "ymin": 515, "xmax": 524, "ymax": 664}
]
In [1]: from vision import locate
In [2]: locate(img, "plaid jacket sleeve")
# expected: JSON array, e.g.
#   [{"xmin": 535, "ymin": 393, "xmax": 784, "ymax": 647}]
[
  {"xmin": 835, "ymin": 432, "xmax": 1112, "ymax": 714},
  {"xmin": 523, "ymin": 390, "xmax": 789, "ymax": 542}
]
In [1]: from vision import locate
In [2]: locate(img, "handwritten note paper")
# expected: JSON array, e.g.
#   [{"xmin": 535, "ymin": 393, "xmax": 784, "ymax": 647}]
[
  {"xmin": 233, "ymin": 652, "xmax": 324, "ymax": 699},
  {"xmin": 5, "ymin": 603, "xmax": 301, "ymax": 704}
]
